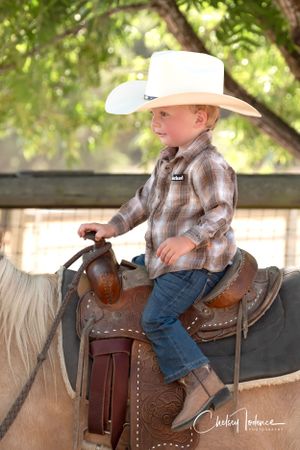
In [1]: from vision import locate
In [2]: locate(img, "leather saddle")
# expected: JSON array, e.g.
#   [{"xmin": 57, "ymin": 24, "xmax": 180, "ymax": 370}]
[
  {"xmin": 75, "ymin": 241, "xmax": 282, "ymax": 450},
  {"xmin": 78, "ymin": 246, "xmax": 281, "ymax": 342}
]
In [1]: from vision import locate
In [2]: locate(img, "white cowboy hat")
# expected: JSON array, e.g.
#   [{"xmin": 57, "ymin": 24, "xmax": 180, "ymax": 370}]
[{"xmin": 105, "ymin": 50, "xmax": 261, "ymax": 117}]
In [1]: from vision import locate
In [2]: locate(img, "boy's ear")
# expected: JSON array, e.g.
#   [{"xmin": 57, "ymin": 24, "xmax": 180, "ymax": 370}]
[{"xmin": 195, "ymin": 110, "xmax": 208, "ymax": 128}]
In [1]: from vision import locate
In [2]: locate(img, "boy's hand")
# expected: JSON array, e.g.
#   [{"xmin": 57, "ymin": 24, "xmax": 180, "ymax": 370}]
[
  {"xmin": 156, "ymin": 236, "xmax": 196, "ymax": 265},
  {"xmin": 77, "ymin": 222, "xmax": 117, "ymax": 242}
]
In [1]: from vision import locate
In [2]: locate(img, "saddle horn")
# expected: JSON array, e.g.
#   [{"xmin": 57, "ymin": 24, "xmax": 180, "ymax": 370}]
[{"xmin": 83, "ymin": 235, "xmax": 121, "ymax": 305}]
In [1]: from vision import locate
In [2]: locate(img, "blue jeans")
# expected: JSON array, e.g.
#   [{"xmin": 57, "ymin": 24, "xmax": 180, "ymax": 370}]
[{"xmin": 132, "ymin": 254, "xmax": 226, "ymax": 384}]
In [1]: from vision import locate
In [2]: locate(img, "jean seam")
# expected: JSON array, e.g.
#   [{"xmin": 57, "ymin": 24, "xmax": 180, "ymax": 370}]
[
  {"xmin": 142, "ymin": 269, "xmax": 217, "ymax": 383},
  {"xmin": 155, "ymin": 279, "xmax": 195, "ymax": 317},
  {"xmin": 164, "ymin": 358, "xmax": 209, "ymax": 383},
  {"xmin": 165, "ymin": 330, "xmax": 208, "ymax": 380}
]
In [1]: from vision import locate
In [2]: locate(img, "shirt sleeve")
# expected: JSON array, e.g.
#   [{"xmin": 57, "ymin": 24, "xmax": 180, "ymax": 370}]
[
  {"xmin": 108, "ymin": 168, "xmax": 157, "ymax": 236},
  {"xmin": 182, "ymin": 156, "xmax": 237, "ymax": 247}
]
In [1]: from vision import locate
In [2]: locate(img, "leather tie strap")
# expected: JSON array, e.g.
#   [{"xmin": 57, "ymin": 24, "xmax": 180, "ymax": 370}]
[
  {"xmin": 88, "ymin": 353, "xmax": 111, "ymax": 434},
  {"xmin": 73, "ymin": 317, "xmax": 96, "ymax": 450},
  {"xmin": 232, "ymin": 296, "xmax": 248, "ymax": 430},
  {"xmin": 89, "ymin": 338, "xmax": 132, "ymax": 450},
  {"xmin": 111, "ymin": 351, "xmax": 131, "ymax": 450}
]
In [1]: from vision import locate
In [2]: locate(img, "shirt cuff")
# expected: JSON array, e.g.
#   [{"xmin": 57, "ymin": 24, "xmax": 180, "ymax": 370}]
[
  {"xmin": 108, "ymin": 214, "xmax": 129, "ymax": 236},
  {"xmin": 182, "ymin": 228, "xmax": 210, "ymax": 248}
]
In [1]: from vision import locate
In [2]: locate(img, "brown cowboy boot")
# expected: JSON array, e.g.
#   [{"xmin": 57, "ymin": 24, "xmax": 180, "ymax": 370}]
[{"xmin": 171, "ymin": 364, "xmax": 231, "ymax": 431}]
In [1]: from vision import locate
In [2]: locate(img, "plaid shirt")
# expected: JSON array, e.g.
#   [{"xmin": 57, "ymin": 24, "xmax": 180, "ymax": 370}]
[{"xmin": 109, "ymin": 131, "xmax": 237, "ymax": 279}]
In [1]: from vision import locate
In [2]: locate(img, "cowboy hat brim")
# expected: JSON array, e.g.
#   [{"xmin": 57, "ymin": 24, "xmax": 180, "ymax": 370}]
[{"xmin": 105, "ymin": 80, "xmax": 261, "ymax": 117}]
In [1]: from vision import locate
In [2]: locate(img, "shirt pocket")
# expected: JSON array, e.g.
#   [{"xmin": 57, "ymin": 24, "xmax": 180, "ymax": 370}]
[
  {"xmin": 164, "ymin": 175, "xmax": 201, "ymax": 216},
  {"xmin": 164, "ymin": 177, "xmax": 191, "ymax": 210}
]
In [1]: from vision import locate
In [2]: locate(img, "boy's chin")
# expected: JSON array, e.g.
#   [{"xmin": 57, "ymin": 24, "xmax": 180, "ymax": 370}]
[{"xmin": 158, "ymin": 136, "xmax": 176, "ymax": 146}]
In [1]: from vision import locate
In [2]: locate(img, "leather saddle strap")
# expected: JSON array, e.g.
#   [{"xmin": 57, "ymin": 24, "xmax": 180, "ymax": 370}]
[
  {"xmin": 88, "ymin": 352, "xmax": 111, "ymax": 434},
  {"xmin": 233, "ymin": 300, "xmax": 243, "ymax": 412},
  {"xmin": 111, "ymin": 349, "xmax": 131, "ymax": 449},
  {"xmin": 232, "ymin": 296, "xmax": 248, "ymax": 421},
  {"xmin": 89, "ymin": 338, "xmax": 132, "ymax": 449},
  {"xmin": 73, "ymin": 317, "xmax": 96, "ymax": 450}
]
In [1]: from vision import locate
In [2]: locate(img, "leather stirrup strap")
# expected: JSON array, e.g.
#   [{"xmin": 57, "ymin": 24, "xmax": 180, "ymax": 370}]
[
  {"xmin": 111, "ymin": 349, "xmax": 131, "ymax": 449},
  {"xmin": 89, "ymin": 338, "xmax": 132, "ymax": 449},
  {"xmin": 89, "ymin": 351, "xmax": 111, "ymax": 434},
  {"xmin": 73, "ymin": 317, "xmax": 95, "ymax": 450},
  {"xmin": 233, "ymin": 299, "xmax": 243, "ymax": 414}
]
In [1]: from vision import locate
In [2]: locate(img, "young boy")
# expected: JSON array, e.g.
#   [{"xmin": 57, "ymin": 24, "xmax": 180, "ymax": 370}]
[{"xmin": 78, "ymin": 51, "xmax": 261, "ymax": 431}]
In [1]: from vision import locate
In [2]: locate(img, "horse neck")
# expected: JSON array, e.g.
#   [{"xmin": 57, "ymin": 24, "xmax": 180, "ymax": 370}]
[{"xmin": 0, "ymin": 255, "xmax": 59, "ymax": 374}]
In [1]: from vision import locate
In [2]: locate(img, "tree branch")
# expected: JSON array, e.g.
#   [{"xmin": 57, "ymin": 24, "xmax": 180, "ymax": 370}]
[
  {"xmin": 253, "ymin": 1, "xmax": 300, "ymax": 80},
  {"xmin": 264, "ymin": 28, "xmax": 300, "ymax": 81},
  {"xmin": 0, "ymin": 2, "xmax": 148, "ymax": 74},
  {"xmin": 275, "ymin": 0, "xmax": 300, "ymax": 46},
  {"xmin": 149, "ymin": 0, "xmax": 300, "ymax": 158}
]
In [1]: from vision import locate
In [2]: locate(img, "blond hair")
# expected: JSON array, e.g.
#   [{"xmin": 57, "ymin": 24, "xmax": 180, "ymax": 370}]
[{"xmin": 189, "ymin": 105, "xmax": 220, "ymax": 130}]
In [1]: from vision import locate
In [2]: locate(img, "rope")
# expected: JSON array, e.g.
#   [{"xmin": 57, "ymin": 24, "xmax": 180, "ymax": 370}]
[{"xmin": 0, "ymin": 242, "xmax": 111, "ymax": 440}]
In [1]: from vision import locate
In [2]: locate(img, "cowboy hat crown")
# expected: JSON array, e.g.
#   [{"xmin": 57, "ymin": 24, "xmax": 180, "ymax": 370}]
[{"xmin": 105, "ymin": 50, "xmax": 261, "ymax": 117}]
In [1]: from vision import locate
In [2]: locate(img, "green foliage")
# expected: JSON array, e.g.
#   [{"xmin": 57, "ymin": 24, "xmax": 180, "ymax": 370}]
[
  {"xmin": 180, "ymin": 0, "xmax": 295, "ymax": 53},
  {"xmin": 0, "ymin": 0, "xmax": 299, "ymax": 172},
  {"xmin": 0, "ymin": 0, "xmax": 121, "ymax": 162},
  {"xmin": 205, "ymin": 0, "xmax": 293, "ymax": 51},
  {"xmin": 214, "ymin": 117, "xmax": 294, "ymax": 173}
]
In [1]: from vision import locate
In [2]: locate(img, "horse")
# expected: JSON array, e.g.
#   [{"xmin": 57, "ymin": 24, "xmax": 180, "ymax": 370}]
[{"xmin": 0, "ymin": 251, "xmax": 300, "ymax": 450}]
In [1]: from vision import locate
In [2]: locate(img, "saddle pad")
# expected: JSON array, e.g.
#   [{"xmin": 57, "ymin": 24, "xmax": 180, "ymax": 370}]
[
  {"xmin": 61, "ymin": 268, "xmax": 300, "ymax": 390},
  {"xmin": 200, "ymin": 268, "xmax": 300, "ymax": 383}
]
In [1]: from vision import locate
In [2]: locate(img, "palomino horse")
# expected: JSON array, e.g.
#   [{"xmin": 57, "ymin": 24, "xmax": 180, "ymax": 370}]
[{"xmin": 0, "ymin": 252, "xmax": 300, "ymax": 450}]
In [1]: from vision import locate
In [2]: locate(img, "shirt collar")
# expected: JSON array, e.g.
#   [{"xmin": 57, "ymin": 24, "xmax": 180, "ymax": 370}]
[{"xmin": 160, "ymin": 130, "xmax": 212, "ymax": 163}]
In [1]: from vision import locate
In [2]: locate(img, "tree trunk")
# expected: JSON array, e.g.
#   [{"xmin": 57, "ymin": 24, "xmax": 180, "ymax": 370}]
[
  {"xmin": 275, "ymin": 0, "xmax": 300, "ymax": 46},
  {"xmin": 150, "ymin": 0, "xmax": 300, "ymax": 159},
  {"xmin": 256, "ymin": 1, "xmax": 300, "ymax": 81},
  {"xmin": 265, "ymin": 27, "xmax": 300, "ymax": 81}
]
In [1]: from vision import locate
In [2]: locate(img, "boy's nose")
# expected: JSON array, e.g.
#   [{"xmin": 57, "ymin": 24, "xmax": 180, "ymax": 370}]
[{"xmin": 151, "ymin": 115, "xmax": 160, "ymax": 129}]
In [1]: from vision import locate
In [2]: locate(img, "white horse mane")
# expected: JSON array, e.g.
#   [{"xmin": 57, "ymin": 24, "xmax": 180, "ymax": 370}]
[{"xmin": 0, "ymin": 254, "xmax": 58, "ymax": 374}]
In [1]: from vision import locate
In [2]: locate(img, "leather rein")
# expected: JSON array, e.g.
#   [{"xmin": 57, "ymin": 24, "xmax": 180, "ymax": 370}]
[{"xmin": 0, "ymin": 241, "xmax": 110, "ymax": 441}]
